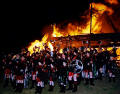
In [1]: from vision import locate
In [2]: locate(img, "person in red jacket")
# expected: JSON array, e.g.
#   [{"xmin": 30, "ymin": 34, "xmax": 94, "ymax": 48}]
[
  {"xmin": 15, "ymin": 72, "xmax": 24, "ymax": 93},
  {"xmin": 30, "ymin": 69, "xmax": 36, "ymax": 89},
  {"xmin": 72, "ymin": 70, "xmax": 78, "ymax": 92},
  {"xmin": 3, "ymin": 68, "xmax": 11, "ymax": 87},
  {"xmin": 83, "ymin": 52, "xmax": 94, "ymax": 86},
  {"xmin": 35, "ymin": 75, "xmax": 44, "ymax": 94},
  {"xmin": 67, "ymin": 71, "xmax": 74, "ymax": 90},
  {"xmin": 48, "ymin": 76, "xmax": 54, "ymax": 91}
]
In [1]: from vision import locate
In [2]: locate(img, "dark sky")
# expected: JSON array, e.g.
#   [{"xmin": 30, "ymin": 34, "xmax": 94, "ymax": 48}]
[{"xmin": 1, "ymin": 1, "xmax": 90, "ymax": 52}]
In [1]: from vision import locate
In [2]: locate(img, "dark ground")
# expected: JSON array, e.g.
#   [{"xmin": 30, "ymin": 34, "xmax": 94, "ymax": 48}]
[{"xmin": 0, "ymin": 76, "xmax": 120, "ymax": 94}]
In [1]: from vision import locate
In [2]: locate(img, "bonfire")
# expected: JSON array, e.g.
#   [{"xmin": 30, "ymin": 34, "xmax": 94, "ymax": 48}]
[{"xmin": 28, "ymin": 0, "xmax": 120, "ymax": 61}]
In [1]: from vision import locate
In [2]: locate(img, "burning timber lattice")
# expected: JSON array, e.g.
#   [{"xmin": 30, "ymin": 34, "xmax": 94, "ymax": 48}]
[{"xmin": 50, "ymin": 33, "xmax": 120, "ymax": 49}]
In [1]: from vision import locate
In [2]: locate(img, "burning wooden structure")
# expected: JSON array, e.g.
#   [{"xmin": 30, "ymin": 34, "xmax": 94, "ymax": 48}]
[
  {"xmin": 27, "ymin": 0, "xmax": 120, "ymax": 64},
  {"xmin": 50, "ymin": 33, "xmax": 120, "ymax": 49}
]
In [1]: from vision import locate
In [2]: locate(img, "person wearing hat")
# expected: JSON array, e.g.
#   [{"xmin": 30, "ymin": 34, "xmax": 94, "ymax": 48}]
[
  {"xmin": 83, "ymin": 52, "xmax": 94, "ymax": 86},
  {"xmin": 59, "ymin": 59, "xmax": 67, "ymax": 93},
  {"xmin": 15, "ymin": 71, "xmax": 24, "ymax": 93},
  {"xmin": 48, "ymin": 75, "xmax": 54, "ymax": 91},
  {"xmin": 30, "ymin": 68, "xmax": 37, "ymax": 89},
  {"xmin": 35, "ymin": 75, "xmax": 44, "ymax": 94},
  {"xmin": 67, "ymin": 67, "xmax": 74, "ymax": 90},
  {"xmin": 72, "ymin": 67, "xmax": 78, "ymax": 92},
  {"xmin": 96, "ymin": 49, "xmax": 105, "ymax": 80}
]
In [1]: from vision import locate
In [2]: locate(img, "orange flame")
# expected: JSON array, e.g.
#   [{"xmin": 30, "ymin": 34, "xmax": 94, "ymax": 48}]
[
  {"xmin": 52, "ymin": 2, "xmax": 114, "ymax": 37},
  {"xmin": 28, "ymin": 34, "xmax": 48, "ymax": 54},
  {"xmin": 52, "ymin": 25, "xmax": 64, "ymax": 37},
  {"xmin": 52, "ymin": 15, "xmax": 102, "ymax": 37},
  {"xmin": 116, "ymin": 47, "xmax": 120, "ymax": 60},
  {"xmin": 28, "ymin": 2, "xmax": 117, "ymax": 54},
  {"xmin": 28, "ymin": 33, "xmax": 54, "ymax": 54},
  {"xmin": 91, "ymin": 3, "xmax": 114, "ymax": 15},
  {"xmin": 106, "ymin": 47, "xmax": 120, "ymax": 60}
]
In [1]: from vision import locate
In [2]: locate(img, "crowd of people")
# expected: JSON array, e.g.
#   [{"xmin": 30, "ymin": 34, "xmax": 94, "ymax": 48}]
[{"xmin": 0, "ymin": 46, "xmax": 119, "ymax": 94}]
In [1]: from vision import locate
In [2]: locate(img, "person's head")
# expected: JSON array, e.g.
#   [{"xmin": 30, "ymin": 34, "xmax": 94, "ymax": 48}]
[
  {"xmin": 21, "ymin": 56, "xmax": 25, "ymax": 61},
  {"xmin": 27, "ymin": 51, "xmax": 30, "ymax": 57},
  {"xmin": 58, "ymin": 55, "xmax": 61, "ymax": 59},
  {"xmin": 104, "ymin": 47, "xmax": 107, "ymax": 51},
  {"xmin": 38, "ymin": 62, "xmax": 42, "ymax": 66},
  {"xmin": 86, "ymin": 52, "xmax": 90, "ymax": 57},
  {"xmin": 110, "ymin": 56, "xmax": 114, "ymax": 61}
]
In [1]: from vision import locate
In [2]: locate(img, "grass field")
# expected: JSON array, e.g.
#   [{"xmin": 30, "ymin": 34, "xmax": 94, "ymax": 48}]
[{"xmin": 0, "ymin": 77, "xmax": 120, "ymax": 94}]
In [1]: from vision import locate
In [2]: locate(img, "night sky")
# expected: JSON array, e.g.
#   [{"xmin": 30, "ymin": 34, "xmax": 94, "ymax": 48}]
[{"xmin": 1, "ymin": 0, "xmax": 95, "ymax": 53}]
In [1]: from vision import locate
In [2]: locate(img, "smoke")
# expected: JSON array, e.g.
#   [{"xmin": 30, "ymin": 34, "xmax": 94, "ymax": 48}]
[{"xmin": 104, "ymin": 0, "xmax": 119, "ymax": 5}]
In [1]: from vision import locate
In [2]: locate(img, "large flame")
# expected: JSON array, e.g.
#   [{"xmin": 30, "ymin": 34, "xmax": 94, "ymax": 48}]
[
  {"xmin": 28, "ymin": 34, "xmax": 49, "ymax": 54},
  {"xmin": 52, "ymin": 15, "xmax": 102, "ymax": 37},
  {"xmin": 52, "ymin": 2, "xmax": 114, "ymax": 37},
  {"xmin": 52, "ymin": 25, "xmax": 64, "ymax": 37},
  {"xmin": 28, "ymin": 1, "xmax": 118, "ymax": 54},
  {"xmin": 106, "ymin": 47, "xmax": 120, "ymax": 60}
]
